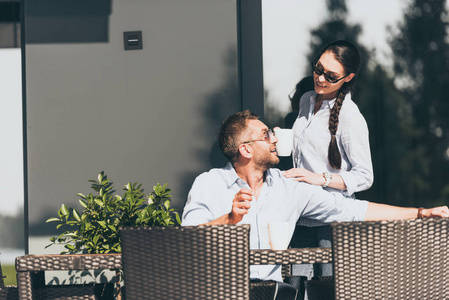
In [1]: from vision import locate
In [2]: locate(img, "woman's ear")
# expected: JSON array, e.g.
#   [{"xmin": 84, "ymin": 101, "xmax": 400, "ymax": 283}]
[
  {"xmin": 238, "ymin": 143, "xmax": 253, "ymax": 159},
  {"xmin": 345, "ymin": 73, "xmax": 356, "ymax": 82}
]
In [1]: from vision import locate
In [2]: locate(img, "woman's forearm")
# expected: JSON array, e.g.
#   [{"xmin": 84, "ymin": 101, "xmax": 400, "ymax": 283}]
[{"xmin": 325, "ymin": 173, "xmax": 347, "ymax": 190}]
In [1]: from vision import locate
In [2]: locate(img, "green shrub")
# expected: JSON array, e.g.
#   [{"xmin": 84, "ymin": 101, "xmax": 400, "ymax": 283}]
[{"xmin": 46, "ymin": 172, "xmax": 181, "ymax": 254}]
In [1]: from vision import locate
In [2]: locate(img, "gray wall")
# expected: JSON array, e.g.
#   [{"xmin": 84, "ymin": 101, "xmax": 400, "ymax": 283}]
[{"xmin": 25, "ymin": 0, "xmax": 240, "ymax": 251}]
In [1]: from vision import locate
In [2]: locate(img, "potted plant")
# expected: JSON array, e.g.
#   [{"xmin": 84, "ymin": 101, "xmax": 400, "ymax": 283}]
[{"xmin": 46, "ymin": 171, "xmax": 181, "ymax": 298}]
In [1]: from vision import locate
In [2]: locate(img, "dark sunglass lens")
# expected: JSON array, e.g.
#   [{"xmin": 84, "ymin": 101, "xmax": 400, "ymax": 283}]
[
  {"xmin": 326, "ymin": 75, "xmax": 338, "ymax": 83},
  {"xmin": 313, "ymin": 62, "xmax": 341, "ymax": 83}
]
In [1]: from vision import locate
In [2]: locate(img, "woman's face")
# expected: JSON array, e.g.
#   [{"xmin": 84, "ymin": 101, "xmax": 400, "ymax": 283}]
[{"xmin": 313, "ymin": 51, "xmax": 355, "ymax": 100}]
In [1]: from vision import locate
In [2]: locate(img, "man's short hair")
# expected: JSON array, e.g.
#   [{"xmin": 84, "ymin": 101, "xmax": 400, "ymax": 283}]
[{"xmin": 218, "ymin": 110, "xmax": 259, "ymax": 162}]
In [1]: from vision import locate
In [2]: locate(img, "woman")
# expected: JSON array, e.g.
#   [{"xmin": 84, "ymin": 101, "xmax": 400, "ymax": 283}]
[{"xmin": 283, "ymin": 40, "xmax": 373, "ymax": 277}]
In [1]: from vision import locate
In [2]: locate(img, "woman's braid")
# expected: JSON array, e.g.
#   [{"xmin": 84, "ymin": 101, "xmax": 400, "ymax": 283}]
[{"xmin": 327, "ymin": 84, "xmax": 350, "ymax": 169}]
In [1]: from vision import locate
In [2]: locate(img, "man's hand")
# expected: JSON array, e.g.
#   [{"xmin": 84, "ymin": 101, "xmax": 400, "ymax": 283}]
[
  {"xmin": 421, "ymin": 206, "xmax": 449, "ymax": 218},
  {"xmin": 228, "ymin": 189, "xmax": 253, "ymax": 224},
  {"xmin": 200, "ymin": 189, "xmax": 253, "ymax": 226}
]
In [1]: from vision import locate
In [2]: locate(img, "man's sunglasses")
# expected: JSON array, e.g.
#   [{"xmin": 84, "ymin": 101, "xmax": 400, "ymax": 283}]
[{"xmin": 242, "ymin": 129, "xmax": 274, "ymax": 144}]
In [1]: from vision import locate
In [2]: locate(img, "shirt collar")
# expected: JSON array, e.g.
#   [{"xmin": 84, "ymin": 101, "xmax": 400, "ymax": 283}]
[
  {"xmin": 310, "ymin": 92, "xmax": 336, "ymax": 110},
  {"xmin": 223, "ymin": 162, "xmax": 275, "ymax": 188},
  {"xmin": 223, "ymin": 162, "xmax": 241, "ymax": 188},
  {"xmin": 265, "ymin": 169, "xmax": 275, "ymax": 186},
  {"xmin": 323, "ymin": 98, "xmax": 336, "ymax": 109}
]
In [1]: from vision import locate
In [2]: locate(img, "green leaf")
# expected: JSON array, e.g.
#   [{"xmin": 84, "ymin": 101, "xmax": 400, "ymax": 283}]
[
  {"xmin": 64, "ymin": 232, "xmax": 78, "ymax": 237},
  {"xmin": 58, "ymin": 204, "xmax": 70, "ymax": 217},
  {"xmin": 73, "ymin": 209, "xmax": 81, "ymax": 222},
  {"xmin": 46, "ymin": 217, "xmax": 60, "ymax": 223},
  {"xmin": 93, "ymin": 234, "xmax": 100, "ymax": 245},
  {"xmin": 79, "ymin": 199, "xmax": 88, "ymax": 208},
  {"xmin": 164, "ymin": 200, "xmax": 170, "ymax": 210},
  {"xmin": 66, "ymin": 244, "xmax": 76, "ymax": 251}
]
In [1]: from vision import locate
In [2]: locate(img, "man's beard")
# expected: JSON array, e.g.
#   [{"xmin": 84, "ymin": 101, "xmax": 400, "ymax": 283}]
[{"xmin": 254, "ymin": 151, "xmax": 279, "ymax": 171}]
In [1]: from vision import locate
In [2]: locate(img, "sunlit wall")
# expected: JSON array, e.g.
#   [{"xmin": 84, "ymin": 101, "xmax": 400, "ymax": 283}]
[{"xmin": 0, "ymin": 0, "xmax": 25, "ymax": 271}]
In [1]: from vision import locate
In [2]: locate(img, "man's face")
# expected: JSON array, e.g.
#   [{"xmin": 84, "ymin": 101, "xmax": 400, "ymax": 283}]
[{"xmin": 244, "ymin": 120, "xmax": 279, "ymax": 170}]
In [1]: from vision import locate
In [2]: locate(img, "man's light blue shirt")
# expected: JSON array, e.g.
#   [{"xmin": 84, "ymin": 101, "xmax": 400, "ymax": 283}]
[{"xmin": 182, "ymin": 163, "xmax": 368, "ymax": 282}]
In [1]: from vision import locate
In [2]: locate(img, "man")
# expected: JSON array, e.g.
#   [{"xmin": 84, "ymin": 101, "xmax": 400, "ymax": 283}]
[{"xmin": 182, "ymin": 110, "xmax": 449, "ymax": 298}]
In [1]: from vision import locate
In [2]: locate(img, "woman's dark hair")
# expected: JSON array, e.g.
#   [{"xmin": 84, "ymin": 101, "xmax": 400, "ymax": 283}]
[{"xmin": 317, "ymin": 40, "xmax": 361, "ymax": 169}]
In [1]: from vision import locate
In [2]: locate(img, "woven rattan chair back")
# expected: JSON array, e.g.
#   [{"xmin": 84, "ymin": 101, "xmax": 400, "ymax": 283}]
[
  {"xmin": 121, "ymin": 224, "xmax": 251, "ymax": 300},
  {"xmin": 0, "ymin": 255, "xmax": 19, "ymax": 300},
  {"xmin": 0, "ymin": 258, "xmax": 4, "ymax": 289},
  {"xmin": 331, "ymin": 218, "xmax": 449, "ymax": 299}
]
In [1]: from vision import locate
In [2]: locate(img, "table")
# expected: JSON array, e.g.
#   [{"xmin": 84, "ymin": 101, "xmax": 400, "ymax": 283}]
[{"xmin": 15, "ymin": 248, "xmax": 332, "ymax": 299}]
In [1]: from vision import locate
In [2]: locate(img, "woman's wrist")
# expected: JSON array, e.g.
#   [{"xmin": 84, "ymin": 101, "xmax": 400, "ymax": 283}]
[{"xmin": 322, "ymin": 172, "xmax": 332, "ymax": 187}]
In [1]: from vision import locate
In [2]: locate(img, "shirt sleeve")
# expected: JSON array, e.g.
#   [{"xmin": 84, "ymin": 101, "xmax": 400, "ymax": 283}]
[
  {"xmin": 299, "ymin": 184, "xmax": 368, "ymax": 223},
  {"xmin": 181, "ymin": 176, "xmax": 216, "ymax": 226},
  {"xmin": 338, "ymin": 105, "xmax": 374, "ymax": 196}
]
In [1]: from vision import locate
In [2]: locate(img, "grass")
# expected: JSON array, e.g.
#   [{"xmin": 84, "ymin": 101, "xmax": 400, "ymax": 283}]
[{"xmin": 2, "ymin": 264, "xmax": 17, "ymax": 286}]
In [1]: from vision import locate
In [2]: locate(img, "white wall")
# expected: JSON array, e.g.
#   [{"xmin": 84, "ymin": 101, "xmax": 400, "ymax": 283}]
[{"xmin": 0, "ymin": 49, "xmax": 23, "ymax": 217}]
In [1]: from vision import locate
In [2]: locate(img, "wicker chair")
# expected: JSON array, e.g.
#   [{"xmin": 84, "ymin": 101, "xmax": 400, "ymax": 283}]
[
  {"xmin": 15, "ymin": 254, "xmax": 117, "ymax": 300},
  {"xmin": 331, "ymin": 218, "xmax": 449, "ymax": 299},
  {"xmin": 120, "ymin": 225, "xmax": 251, "ymax": 300},
  {"xmin": 0, "ymin": 256, "xmax": 19, "ymax": 300}
]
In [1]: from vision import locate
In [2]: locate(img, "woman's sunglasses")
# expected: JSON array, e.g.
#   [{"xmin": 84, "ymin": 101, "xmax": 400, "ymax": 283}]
[{"xmin": 311, "ymin": 61, "xmax": 350, "ymax": 84}]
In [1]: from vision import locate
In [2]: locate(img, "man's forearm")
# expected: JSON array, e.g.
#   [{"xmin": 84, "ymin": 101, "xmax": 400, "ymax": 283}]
[
  {"xmin": 364, "ymin": 202, "xmax": 420, "ymax": 221},
  {"xmin": 365, "ymin": 202, "xmax": 449, "ymax": 220},
  {"xmin": 200, "ymin": 213, "xmax": 239, "ymax": 225}
]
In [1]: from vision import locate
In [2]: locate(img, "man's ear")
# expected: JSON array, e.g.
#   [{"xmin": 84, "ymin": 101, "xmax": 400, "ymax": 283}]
[{"xmin": 238, "ymin": 144, "xmax": 253, "ymax": 159}]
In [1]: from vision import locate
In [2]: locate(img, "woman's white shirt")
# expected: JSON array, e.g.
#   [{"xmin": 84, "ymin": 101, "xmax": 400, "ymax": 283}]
[{"xmin": 292, "ymin": 91, "xmax": 373, "ymax": 226}]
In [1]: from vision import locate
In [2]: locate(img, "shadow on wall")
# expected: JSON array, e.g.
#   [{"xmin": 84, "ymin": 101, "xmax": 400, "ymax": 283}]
[
  {"xmin": 28, "ymin": 46, "xmax": 240, "ymax": 233},
  {"xmin": 25, "ymin": 0, "xmax": 111, "ymax": 43},
  {"xmin": 178, "ymin": 46, "xmax": 239, "ymax": 210}
]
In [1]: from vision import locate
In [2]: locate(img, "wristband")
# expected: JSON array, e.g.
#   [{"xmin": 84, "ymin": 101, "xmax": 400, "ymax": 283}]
[
  {"xmin": 417, "ymin": 207, "xmax": 424, "ymax": 219},
  {"xmin": 322, "ymin": 172, "xmax": 332, "ymax": 187}
]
